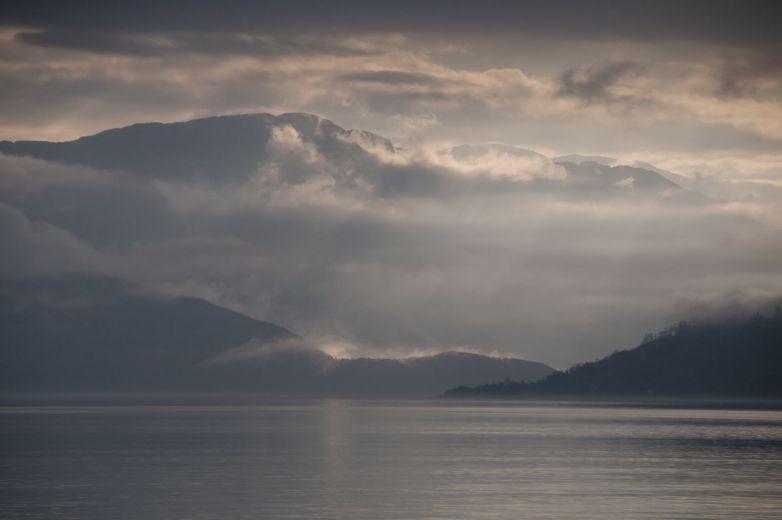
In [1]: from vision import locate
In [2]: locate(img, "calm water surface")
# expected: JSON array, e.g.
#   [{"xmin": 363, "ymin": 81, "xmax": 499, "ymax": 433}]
[{"xmin": 1, "ymin": 397, "xmax": 781, "ymax": 519}]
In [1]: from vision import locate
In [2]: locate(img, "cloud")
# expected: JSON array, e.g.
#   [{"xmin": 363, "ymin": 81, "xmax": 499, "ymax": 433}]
[
  {"xmin": 14, "ymin": 29, "xmax": 167, "ymax": 56},
  {"xmin": 1, "ymin": 1, "xmax": 781, "ymax": 369},
  {"xmin": 558, "ymin": 61, "xmax": 645, "ymax": 103},
  {"xmin": 2, "ymin": 23, "xmax": 781, "ymax": 155},
  {"xmin": 337, "ymin": 70, "xmax": 446, "ymax": 86},
  {"xmin": 14, "ymin": 29, "xmax": 384, "ymax": 59},
  {"xmin": 0, "ymin": 203, "xmax": 102, "ymax": 277},
  {"xmin": 0, "ymin": 154, "xmax": 177, "ymax": 246},
  {"xmin": 673, "ymin": 292, "xmax": 782, "ymax": 326},
  {"xmin": 715, "ymin": 46, "xmax": 782, "ymax": 98},
  {"xmin": 2, "ymin": 117, "xmax": 781, "ymax": 367}
]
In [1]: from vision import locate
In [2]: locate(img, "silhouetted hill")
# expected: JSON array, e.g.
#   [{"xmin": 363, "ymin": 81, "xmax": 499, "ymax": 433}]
[
  {"xmin": 0, "ymin": 112, "xmax": 695, "ymax": 198},
  {"xmin": 446, "ymin": 313, "xmax": 782, "ymax": 398},
  {"xmin": 0, "ymin": 113, "xmax": 394, "ymax": 182},
  {"xmin": 553, "ymin": 154, "xmax": 616, "ymax": 166},
  {"xmin": 322, "ymin": 352, "xmax": 553, "ymax": 396},
  {"xmin": 558, "ymin": 161, "xmax": 681, "ymax": 192},
  {"xmin": 0, "ymin": 275, "xmax": 553, "ymax": 394},
  {"xmin": 0, "ymin": 275, "xmax": 297, "ymax": 391},
  {"xmin": 203, "ymin": 346, "xmax": 553, "ymax": 396},
  {"xmin": 450, "ymin": 143, "xmax": 548, "ymax": 161}
]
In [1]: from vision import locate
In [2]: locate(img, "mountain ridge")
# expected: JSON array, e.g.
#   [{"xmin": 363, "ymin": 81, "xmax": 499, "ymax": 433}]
[
  {"xmin": 0, "ymin": 112, "xmax": 395, "ymax": 182},
  {"xmin": 0, "ymin": 111, "xmax": 689, "ymax": 196},
  {"xmin": 0, "ymin": 274, "xmax": 554, "ymax": 395},
  {"xmin": 446, "ymin": 311, "xmax": 782, "ymax": 398}
]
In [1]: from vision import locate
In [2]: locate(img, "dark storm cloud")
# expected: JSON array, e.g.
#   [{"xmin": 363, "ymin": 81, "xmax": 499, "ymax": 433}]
[{"xmin": 3, "ymin": 0, "xmax": 781, "ymax": 45}]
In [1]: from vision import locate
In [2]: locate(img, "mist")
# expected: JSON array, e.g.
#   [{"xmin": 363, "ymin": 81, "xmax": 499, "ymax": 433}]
[{"xmin": 2, "ymin": 114, "xmax": 781, "ymax": 367}]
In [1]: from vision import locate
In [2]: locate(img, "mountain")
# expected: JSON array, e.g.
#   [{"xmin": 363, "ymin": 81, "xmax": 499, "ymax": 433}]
[
  {"xmin": 553, "ymin": 154, "xmax": 617, "ymax": 166},
  {"xmin": 205, "ymin": 345, "xmax": 553, "ymax": 396},
  {"xmin": 0, "ymin": 113, "xmax": 394, "ymax": 183},
  {"xmin": 0, "ymin": 112, "xmax": 690, "ymax": 197},
  {"xmin": 0, "ymin": 111, "xmax": 707, "ymax": 206},
  {"xmin": 631, "ymin": 160, "xmax": 692, "ymax": 186},
  {"xmin": 552, "ymin": 155, "xmax": 694, "ymax": 188},
  {"xmin": 549, "ymin": 156, "xmax": 710, "ymax": 200},
  {"xmin": 0, "ymin": 275, "xmax": 553, "ymax": 394},
  {"xmin": 0, "ymin": 275, "xmax": 297, "ymax": 391},
  {"xmin": 446, "ymin": 312, "xmax": 782, "ymax": 398},
  {"xmin": 449, "ymin": 143, "xmax": 548, "ymax": 161},
  {"xmin": 557, "ymin": 160, "xmax": 682, "ymax": 192},
  {"xmin": 321, "ymin": 352, "xmax": 553, "ymax": 396}
]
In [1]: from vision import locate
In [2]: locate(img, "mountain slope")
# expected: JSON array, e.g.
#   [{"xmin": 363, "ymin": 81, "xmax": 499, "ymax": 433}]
[
  {"xmin": 0, "ymin": 113, "xmax": 394, "ymax": 182},
  {"xmin": 203, "ymin": 346, "xmax": 554, "ymax": 395},
  {"xmin": 553, "ymin": 154, "xmax": 617, "ymax": 166},
  {"xmin": 0, "ymin": 275, "xmax": 553, "ymax": 394},
  {"xmin": 323, "ymin": 352, "xmax": 553, "ymax": 396},
  {"xmin": 0, "ymin": 112, "xmax": 688, "ymax": 196},
  {"xmin": 446, "ymin": 314, "xmax": 782, "ymax": 398},
  {"xmin": 0, "ymin": 275, "xmax": 297, "ymax": 391},
  {"xmin": 557, "ymin": 160, "xmax": 682, "ymax": 192}
]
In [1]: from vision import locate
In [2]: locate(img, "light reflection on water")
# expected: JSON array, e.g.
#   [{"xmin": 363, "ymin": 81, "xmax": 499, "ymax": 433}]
[{"xmin": 1, "ymin": 398, "xmax": 781, "ymax": 519}]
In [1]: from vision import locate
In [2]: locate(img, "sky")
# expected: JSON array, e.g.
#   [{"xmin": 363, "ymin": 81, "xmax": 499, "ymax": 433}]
[{"xmin": 1, "ymin": 1, "xmax": 781, "ymax": 367}]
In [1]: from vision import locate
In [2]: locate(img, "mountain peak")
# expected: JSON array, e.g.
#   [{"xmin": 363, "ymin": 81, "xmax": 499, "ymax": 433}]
[{"xmin": 0, "ymin": 112, "xmax": 395, "ymax": 182}]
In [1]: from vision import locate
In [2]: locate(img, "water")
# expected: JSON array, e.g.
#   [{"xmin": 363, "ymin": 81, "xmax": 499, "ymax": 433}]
[{"xmin": 1, "ymin": 398, "xmax": 781, "ymax": 519}]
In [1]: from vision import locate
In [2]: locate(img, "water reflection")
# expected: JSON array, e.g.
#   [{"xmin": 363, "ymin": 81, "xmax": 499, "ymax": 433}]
[{"xmin": 1, "ymin": 399, "xmax": 781, "ymax": 519}]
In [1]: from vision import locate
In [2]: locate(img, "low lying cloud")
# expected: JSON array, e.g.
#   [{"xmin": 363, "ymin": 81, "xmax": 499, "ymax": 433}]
[
  {"xmin": 1, "ymin": 114, "xmax": 781, "ymax": 367},
  {"xmin": 673, "ymin": 292, "xmax": 782, "ymax": 326},
  {"xmin": 0, "ymin": 203, "xmax": 102, "ymax": 277}
]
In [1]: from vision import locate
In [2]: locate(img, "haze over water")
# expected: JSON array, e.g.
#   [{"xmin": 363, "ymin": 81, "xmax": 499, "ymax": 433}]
[{"xmin": 2, "ymin": 399, "xmax": 781, "ymax": 519}]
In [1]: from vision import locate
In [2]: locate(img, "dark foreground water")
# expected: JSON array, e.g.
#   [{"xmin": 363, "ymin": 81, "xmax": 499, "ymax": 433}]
[{"xmin": 1, "ymin": 398, "xmax": 781, "ymax": 519}]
